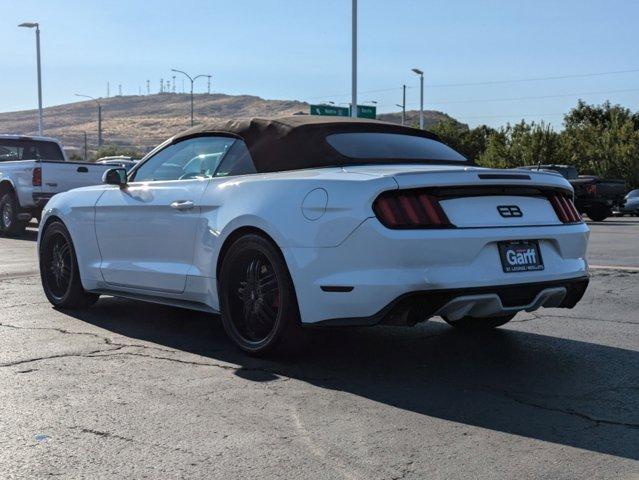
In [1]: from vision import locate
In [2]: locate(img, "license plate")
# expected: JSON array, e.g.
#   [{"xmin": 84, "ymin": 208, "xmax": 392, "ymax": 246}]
[{"xmin": 498, "ymin": 240, "xmax": 544, "ymax": 273}]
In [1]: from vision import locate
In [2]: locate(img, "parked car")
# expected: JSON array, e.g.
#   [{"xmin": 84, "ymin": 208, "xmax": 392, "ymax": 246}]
[
  {"xmin": 37, "ymin": 117, "xmax": 590, "ymax": 354},
  {"xmin": 519, "ymin": 164, "xmax": 626, "ymax": 221},
  {"xmin": 0, "ymin": 135, "xmax": 113, "ymax": 235},
  {"xmin": 613, "ymin": 189, "xmax": 639, "ymax": 216},
  {"xmin": 96, "ymin": 156, "xmax": 139, "ymax": 171}
]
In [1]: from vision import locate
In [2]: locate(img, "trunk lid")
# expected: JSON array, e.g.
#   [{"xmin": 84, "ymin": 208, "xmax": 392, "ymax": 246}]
[{"xmin": 347, "ymin": 164, "xmax": 577, "ymax": 228}]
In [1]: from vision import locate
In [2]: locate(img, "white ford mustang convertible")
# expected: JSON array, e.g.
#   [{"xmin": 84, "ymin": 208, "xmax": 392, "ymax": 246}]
[{"xmin": 38, "ymin": 116, "xmax": 589, "ymax": 354}]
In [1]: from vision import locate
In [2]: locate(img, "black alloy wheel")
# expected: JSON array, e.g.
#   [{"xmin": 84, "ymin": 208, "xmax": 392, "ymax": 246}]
[
  {"xmin": 0, "ymin": 192, "xmax": 28, "ymax": 236},
  {"xmin": 219, "ymin": 234, "xmax": 302, "ymax": 355},
  {"xmin": 40, "ymin": 221, "xmax": 99, "ymax": 308}
]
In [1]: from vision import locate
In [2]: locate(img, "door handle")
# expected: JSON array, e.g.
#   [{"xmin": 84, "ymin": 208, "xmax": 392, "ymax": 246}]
[
  {"xmin": 77, "ymin": 166, "xmax": 88, "ymax": 173},
  {"xmin": 170, "ymin": 200, "xmax": 195, "ymax": 211}
]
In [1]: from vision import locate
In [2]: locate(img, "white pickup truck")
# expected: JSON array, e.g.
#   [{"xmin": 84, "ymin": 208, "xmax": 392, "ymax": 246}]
[{"xmin": 0, "ymin": 134, "xmax": 112, "ymax": 236}]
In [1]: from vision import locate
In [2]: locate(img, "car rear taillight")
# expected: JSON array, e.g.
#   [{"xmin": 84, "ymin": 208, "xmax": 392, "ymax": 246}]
[
  {"xmin": 373, "ymin": 190, "xmax": 453, "ymax": 229},
  {"xmin": 548, "ymin": 193, "xmax": 581, "ymax": 223},
  {"xmin": 32, "ymin": 167, "xmax": 42, "ymax": 187}
]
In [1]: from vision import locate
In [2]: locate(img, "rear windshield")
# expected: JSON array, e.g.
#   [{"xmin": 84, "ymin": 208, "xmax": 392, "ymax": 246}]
[
  {"xmin": 0, "ymin": 139, "xmax": 64, "ymax": 162},
  {"xmin": 549, "ymin": 166, "xmax": 579, "ymax": 179},
  {"xmin": 326, "ymin": 133, "xmax": 466, "ymax": 162}
]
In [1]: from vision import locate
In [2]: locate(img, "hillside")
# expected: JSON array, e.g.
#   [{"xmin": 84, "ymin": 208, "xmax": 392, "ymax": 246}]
[{"xmin": 0, "ymin": 93, "xmax": 459, "ymax": 153}]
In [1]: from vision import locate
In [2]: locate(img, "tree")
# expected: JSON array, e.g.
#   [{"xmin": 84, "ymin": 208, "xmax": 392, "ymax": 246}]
[
  {"xmin": 91, "ymin": 145, "xmax": 143, "ymax": 162},
  {"xmin": 561, "ymin": 101, "xmax": 639, "ymax": 187},
  {"xmin": 477, "ymin": 121, "xmax": 563, "ymax": 168},
  {"xmin": 430, "ymin": 119, "xmax": 495, "ymax": 161}
]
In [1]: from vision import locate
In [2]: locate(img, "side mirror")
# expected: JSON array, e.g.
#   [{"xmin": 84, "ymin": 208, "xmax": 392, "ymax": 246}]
[{"xmin": 102, "ymin": 168, "xmax": 127, "ymax": 188}]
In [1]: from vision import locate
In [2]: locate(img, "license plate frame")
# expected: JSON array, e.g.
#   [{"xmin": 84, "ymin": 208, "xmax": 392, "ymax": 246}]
[{"xmin": 498, "ymin": 240, "xmax": 544, "ymax": 273}]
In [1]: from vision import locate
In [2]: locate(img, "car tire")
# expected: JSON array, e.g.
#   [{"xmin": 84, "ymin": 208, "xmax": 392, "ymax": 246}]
[
  {"xmin": 586, "ymin": 207, "xmax": 610, "ymax": 222},
  {"xmin": 39, "ymin": 221, "xmax": 99, "ymax": 309},
  {"xmin": 0, "ymin": 192, "xmax": 28, "ymax": 237},
  {"xmin": 444, "ymin": 313, "xmax": 516, "ymax": 329},
  {"xmin": 218, "ymin": 233, "xmax": 303, "ymax": 355}
]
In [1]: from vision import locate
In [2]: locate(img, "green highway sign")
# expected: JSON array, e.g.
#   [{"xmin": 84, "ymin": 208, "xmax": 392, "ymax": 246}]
[
  {"xmin": 357, "ymin": 105, "xmax": 377, "ymax": 119},
  {"xmin": 309, "ymin": 104, "xmax": 350, "ymax": 116},
  {"xmin": 309, "ymin": 104, "xmax": 377, "ymax": 119}
]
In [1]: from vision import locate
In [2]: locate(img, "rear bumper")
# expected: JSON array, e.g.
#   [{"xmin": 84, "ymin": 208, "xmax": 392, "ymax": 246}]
[
  {"xmin": 32, "ymin": 192, "xmax": 55, "ymax": 207},
  {"xmin": 283, "ymin": 219, "xmax": 590, "ymax": 325},
  {"xmin": 314, "ymin": 276, "xmax": 589, "ymax": 326}
]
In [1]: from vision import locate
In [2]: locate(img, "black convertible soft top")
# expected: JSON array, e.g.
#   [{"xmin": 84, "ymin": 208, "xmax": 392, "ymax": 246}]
[{"xmin": 172, "ymin": 115, "xmax": 469, "ymax": 173}]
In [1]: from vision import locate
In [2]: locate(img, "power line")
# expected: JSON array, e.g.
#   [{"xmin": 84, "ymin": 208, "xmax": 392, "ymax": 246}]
[
  {"xmin": 454, "ymin": 112, "xmax": 565, "ymax": 120},
  {"xmin": 375, "ymin": 87, "xmax": 639, "ymax": 110},
  {"xmin": 304, "ymin": 67, "xmax": 639, "ymax": 101},
  {"xmin": 428, "ymin": 68, "xmax": 639, "ymax": 88}
]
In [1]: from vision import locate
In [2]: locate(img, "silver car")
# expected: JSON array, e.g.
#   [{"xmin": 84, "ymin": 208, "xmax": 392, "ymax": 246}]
[{"xmin": 615, "ymin": 189, "xmax": 639, "ymax": 216}]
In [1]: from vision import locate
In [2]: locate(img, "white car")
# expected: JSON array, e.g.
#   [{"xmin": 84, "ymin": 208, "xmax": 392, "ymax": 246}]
[{"xmin": 37, "ymin": 117, "xmax": 590, "ymax": 354}]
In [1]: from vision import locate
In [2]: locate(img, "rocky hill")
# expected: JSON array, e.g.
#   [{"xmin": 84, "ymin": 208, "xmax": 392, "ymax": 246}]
[{"xmin": 0, "ymin": 93, "xmax": 459, "ymax": 153}]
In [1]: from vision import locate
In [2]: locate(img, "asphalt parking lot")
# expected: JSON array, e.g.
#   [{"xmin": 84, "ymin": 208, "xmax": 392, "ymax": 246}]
[{"xmin": 1, "ymin": 218, "xmax": 637, "ymax": 479}]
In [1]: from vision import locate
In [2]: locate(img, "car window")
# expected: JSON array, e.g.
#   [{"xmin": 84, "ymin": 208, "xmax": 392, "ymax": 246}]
[
  {"xmin": 628, "ymin": 190, "xmax": 639, "ymax": 198},
  {"xmin": 326, "ymin": 133, "xmax": 466, "ymax": 161},
  {"xmin": 132, "ymin": 136, "xmax": 236, "ymax": 182},
  {"xmin": 214, "ymin": 139, "xmax": 257, "ymax": 177},
  {"xmin": 0, "ymin": 139, "xmax": 64, "ymax": 162}
]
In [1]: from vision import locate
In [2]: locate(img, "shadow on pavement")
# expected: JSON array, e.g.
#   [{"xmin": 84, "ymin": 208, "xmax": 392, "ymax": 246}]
[
  {"xmin": 587, "ymin": 219, "xmax": 639, "ymax": 226},
  {"xmin": 64, "ymin": 296, "xmax": 639, "ymax": 461},
  {"xmin": 5, "ymin": 228, "xmax": 39, "ymax": 242}
]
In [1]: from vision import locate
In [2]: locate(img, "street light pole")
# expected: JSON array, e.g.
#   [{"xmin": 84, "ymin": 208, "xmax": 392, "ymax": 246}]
[
  {"xmin": 412, "ymin": 68, "xmax": 424, "ymax": 129},
  {"xmin": 18, "ymin": 22, "xmax": 43, "ymax": 135},
  {"xmin": 172, "ymin": 69, "xmax": 210, "ymax": 126},
  {"xmin": 75, "ymin": 94, "xmax": 103, "ymax": 147},
  {"xmin": 351, "ymin": 0, "xmax": 357, "ymax": 118}
]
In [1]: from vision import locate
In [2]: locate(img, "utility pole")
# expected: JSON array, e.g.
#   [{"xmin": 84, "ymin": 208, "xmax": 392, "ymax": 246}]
[
  {"xmin": 83, "ymin": 131, "xmax": 88, "ymax": 161},
  {"xmin": 171, "ymin": 69, "xmax": 211, "ymax": 126},
  {"xmin": 18, "ymin": 22, "xmax": 43, "ymax": 135},
  {"xmin": 207, "ymin": 75, "xmax": 212, "ymax": 94},
  {"xmin": 160, "ymin": 78, "xmax": 163, "ymax": 93},
  {"xmin": 172, "ymin": 75, "xmax": 176, "ymax": 93},
  {"xmin": 412, "ymin": 68, "xmax": 424, "ymax": 129},
  {"xmin": 351, "ymin": 0, "xmax": 357, "ymax": 118},
  {"xmin": 146, "ymin": 79, "xmax": 150, "ymax": 95},
  {"xmin": 395, "ymin": 84, "xmax": 406, "ymax": 125},
  {"xmin": 118, "ymin": 84, "xmax": 122, "ymax": 96}
]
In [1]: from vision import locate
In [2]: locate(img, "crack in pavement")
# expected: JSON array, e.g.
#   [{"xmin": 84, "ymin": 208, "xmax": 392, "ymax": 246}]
[
  {"xmin": 71, "ymin": 427, "xmax": 197, "ymax": 456},
  {"xmin": 497, "ymin": 390, "xmax": 639, "ymax": 430},
  {"xmin": 512, "ymin": 312, "xmax": 638, "ymax": 325},
  {"xmin": 0, "ymin": 321, "xmax": 326, "ymax": 383},
  {"xmin": 0, "ymin": 346, "xmax": 127, "ymax": 367},
  {"xmin": 87, "ymin": 350, "xmax": 327, "ymax": 382}
]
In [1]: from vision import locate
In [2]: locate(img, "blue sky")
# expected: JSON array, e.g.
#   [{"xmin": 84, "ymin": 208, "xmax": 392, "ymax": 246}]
[{"xmin": 2, "ymin": 0, "xmax": 639, "ymax": 127}]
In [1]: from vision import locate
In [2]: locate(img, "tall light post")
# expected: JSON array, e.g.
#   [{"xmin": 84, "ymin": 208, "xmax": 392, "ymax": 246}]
[
  {"xmin": 412, "ymin": 68, "xmax": 424, "ymax": 129},
  {"xmin": 18, "ymin": 22, "xmax": 43, "ymax": 135},
  {"xmin": 75, "ymin": 94, "xmax": 103, "ymax": 147},
  {"xmin": 351, "ymin": 0, "xmax": 357, "ymax": 118},
  {"xmin": 171, "ymin": 69, "xmax": 210, "ymax": 127}
]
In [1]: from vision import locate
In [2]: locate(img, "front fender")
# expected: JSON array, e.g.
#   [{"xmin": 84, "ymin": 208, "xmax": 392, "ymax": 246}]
[{"xmin": 38, "ymin": 188, "xmax": 107, "ymax": 290}]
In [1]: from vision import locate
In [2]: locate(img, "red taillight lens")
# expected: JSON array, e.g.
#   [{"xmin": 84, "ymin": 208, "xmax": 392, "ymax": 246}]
[
  {"xmin": 548, "ymin": 193, "xmax": 581, "ymax": 223},
  {"xmin": 373, "ymin": 190, "xmax": 454, "ymax": 229},
  {"xmin": 32, "ymin": 167, "xmax": 42, "ymax": 187}
]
